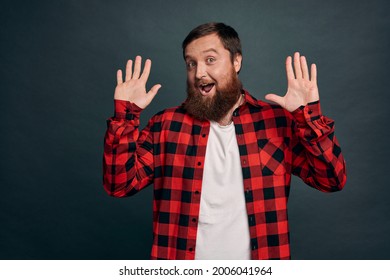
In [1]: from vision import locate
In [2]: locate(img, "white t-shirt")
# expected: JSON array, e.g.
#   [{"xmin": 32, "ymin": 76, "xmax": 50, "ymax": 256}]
[{"xmin": 195, "ymin": 121, "xmax": 251, "ymax": 260}]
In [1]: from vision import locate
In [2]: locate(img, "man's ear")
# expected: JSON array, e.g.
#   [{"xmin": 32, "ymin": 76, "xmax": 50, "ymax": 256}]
[{"xmin": 234, "ymin": 53, "xmax": 243, "ymax": 73}]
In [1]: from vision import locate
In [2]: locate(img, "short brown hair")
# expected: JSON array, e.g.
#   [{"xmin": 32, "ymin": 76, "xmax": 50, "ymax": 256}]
[{"xmin": 182, "ymin": 22, "xmax": 242, "ymax": 62}]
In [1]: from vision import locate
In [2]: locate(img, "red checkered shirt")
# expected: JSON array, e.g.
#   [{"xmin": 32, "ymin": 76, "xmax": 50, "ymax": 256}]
[{"xmin": 103, "ymin": 90, "xmax": 346, "ymax": 259}]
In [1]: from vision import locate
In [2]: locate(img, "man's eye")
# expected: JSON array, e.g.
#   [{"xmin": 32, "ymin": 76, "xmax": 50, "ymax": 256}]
[
  {"xmin": 206, "ymin": 57, "xmax": 215, "ymax": 63},
  {"xmin": 187, "ymin": 61, "xmax": 196, "ymax": 68}
]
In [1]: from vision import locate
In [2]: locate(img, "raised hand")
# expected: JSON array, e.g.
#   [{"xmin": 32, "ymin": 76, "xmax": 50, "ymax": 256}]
[
  {"xmin": 265, "ymin": 52, "xmax": 319, "ymax": 112},
  {"xmin": 114, "ymin": 56, "xmax": 161, "ymax": 109}
]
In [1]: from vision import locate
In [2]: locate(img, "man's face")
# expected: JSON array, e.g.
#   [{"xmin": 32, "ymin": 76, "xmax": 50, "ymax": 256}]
[
  {"xmin": 184, "ymin": 33, "xmax": 242, "ymax": 99},
  {"xmin": 184, "ymin": 33, "xmax": 243, "ymax": 121}
]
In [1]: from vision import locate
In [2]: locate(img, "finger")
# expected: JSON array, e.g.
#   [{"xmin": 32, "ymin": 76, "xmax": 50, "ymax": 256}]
[
  {"xmin": 300, "ymin": 56, "xmax": 309, "ymax": 80},
  {"xmin": 132, "ymin": 56, "xmax": 142, "ymax": 79},
  {"xmin": 125, "ymin": 59, "xmax": 133, "ymax": 81},
  {"xmin": 285, "ymin": 56, "xmax": 295, "ymax": 80},
  {"xmin": 265, "ymin": 93, "xmax": 285, "ymax": 107},
  {"xmin": 310, "ymin": 63, "xmax": 317, "ymax": 84},
  {"xmin": 140, "ymin": 59, "xmax": 152, "ymax": 82},
  {"xmin": 117, "ymin": 69, "xmax": 123, "ymax": 85},
  {"xmin": 147, "ymin": 84, "xmax": 162, "ymax": 101},
  {"xmin": 293, "ymin": 52, "xmax": 302, "ymax": 79}
]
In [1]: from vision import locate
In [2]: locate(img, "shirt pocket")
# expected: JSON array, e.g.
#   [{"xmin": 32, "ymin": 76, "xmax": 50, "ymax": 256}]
[{"xmin": 257, "ymin": 137, "xmax": 287, "ymax": 176}]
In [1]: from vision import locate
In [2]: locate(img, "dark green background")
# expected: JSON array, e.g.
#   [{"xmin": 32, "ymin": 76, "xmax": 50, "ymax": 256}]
[{"xmin": 1, "ymin": 0, "xmax": 389, "ymax": 259}]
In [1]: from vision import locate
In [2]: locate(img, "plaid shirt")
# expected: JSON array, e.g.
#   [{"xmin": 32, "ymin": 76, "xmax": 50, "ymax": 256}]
[{"xmin": 103, "ymin": 90, "xmax": 346, "ymax": 260}]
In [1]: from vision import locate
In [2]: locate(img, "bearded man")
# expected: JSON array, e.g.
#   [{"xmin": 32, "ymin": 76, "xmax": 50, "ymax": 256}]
[{"xmin": 103, "ymin": 22, "xmax": 346, "ymax": 260}]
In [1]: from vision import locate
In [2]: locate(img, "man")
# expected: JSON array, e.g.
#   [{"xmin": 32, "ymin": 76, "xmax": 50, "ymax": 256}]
[{"xmin": 103, "ymin": 22, "xmax": 346, "ymax": 260}]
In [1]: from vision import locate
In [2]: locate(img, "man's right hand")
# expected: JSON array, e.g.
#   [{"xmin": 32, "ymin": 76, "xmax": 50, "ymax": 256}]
[{"xmin": 114, "ymin": 56, "xmax": 161, "ymax": 109}]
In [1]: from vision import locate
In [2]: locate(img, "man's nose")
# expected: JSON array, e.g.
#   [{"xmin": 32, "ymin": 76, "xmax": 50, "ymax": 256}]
[{"xmin": 195, "ymin": 63, "xmax": 207, "ymax": 80}]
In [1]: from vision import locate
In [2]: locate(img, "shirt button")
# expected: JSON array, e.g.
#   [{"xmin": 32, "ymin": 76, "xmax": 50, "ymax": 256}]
[
  {"xmin": 195, "ymin": 190, "xmax": 200, "ymax": 194},
  {"xmin": 189, "ymin": 248, "xmax": 194, "ymax": 252},
  {"xmin": 202, "ymin": 134, "xmax": 206, "ymax": 138},
  {"xmin": 197, "ymin": 162, "xmax": 201, "ymax": 166},
  {"xmin": 308, "ymin": 109, "xmax": 313, "ymax": 114},
  {"xmin": 192, "ymin": 218, "xmax": 197, "ymax": 223}
]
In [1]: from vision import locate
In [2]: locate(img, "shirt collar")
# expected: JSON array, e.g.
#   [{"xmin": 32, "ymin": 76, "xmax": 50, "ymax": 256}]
[{"xmin": 242, "ymin": 89, "xmax": 262, "ymax": 108}]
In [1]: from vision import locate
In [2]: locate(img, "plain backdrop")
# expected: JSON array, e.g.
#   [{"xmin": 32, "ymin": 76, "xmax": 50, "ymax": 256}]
[{"xmin": 1, "ymin": 0, "xmax": 389, "ymax": 259}]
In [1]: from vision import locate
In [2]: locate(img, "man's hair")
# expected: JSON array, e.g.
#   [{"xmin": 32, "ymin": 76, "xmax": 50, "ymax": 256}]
[{"xmin": 182, "ymin": 22, "xmax": 242, "ymax": 62}]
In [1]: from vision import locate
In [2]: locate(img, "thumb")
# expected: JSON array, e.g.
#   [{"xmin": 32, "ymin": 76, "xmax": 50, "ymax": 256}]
[
  {"xmin": 147, "ymin": 84, "xmax": 162, "ymax": 101},
  {"xmin": 265, "ymin": 93, "xmax": 284, "ymax": 107}
]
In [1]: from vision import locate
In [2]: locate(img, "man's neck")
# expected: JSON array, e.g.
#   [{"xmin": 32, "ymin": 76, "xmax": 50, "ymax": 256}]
[{"xmin": 217, "ymin": 93, "xmax": 245, "ymax": 126}]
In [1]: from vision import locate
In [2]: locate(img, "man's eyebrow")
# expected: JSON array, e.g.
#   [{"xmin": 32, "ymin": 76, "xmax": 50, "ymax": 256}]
[{"xmin": 185, "ymin": 48, "xmax": 219, "ymax": 60}]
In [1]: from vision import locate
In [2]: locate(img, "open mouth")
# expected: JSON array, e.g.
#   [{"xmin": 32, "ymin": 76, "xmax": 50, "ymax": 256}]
[{"xmin": 199, "ymin": 83, "xmax": 215, "ymax": 95}]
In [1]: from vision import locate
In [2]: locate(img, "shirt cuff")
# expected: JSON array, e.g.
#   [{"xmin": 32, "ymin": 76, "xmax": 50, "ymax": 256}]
[
  {"xmin": 291, "ymin": 101, "xmax": 322, "ymax": 124},
  {"xmin": 114, "ymin": 99, "xmax": 143, "ymax": 120}
]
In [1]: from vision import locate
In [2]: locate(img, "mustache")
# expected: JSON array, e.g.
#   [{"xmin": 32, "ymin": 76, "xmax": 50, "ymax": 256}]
[{"xmin": 195, "ymin": 79, "xmax": 215, "ymax": 87}]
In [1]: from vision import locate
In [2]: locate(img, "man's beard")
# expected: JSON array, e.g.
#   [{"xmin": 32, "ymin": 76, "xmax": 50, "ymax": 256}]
[{"xmin": 184, "ymin": 70, "xmax": 243, "ymax": 122}]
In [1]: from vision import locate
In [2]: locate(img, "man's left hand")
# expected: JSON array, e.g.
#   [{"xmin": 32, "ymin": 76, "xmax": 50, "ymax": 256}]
[{"xmin": 265, "ymin": 52, "xmax": 320, "ymax": 112}]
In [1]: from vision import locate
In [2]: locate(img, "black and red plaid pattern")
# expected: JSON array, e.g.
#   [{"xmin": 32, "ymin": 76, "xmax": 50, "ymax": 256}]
[{"xmin": 103, "ymin": 90, "xmax": 346, "ymax": 260}]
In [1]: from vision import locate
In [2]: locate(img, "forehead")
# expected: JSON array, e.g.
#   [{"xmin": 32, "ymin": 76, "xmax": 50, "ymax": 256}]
[{"xmin": 184, "ymin": 33, "xmax": 228, "ymax": 58}]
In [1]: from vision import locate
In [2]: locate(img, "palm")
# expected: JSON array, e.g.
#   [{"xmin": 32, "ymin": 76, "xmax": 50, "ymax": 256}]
[
  {"xmin": 114, "ymin": 56, "xmax": 161, "ymax": 109},
  {"xmin": 266, "ymin": 52, "xmax": 319, "ymax": 112}
]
